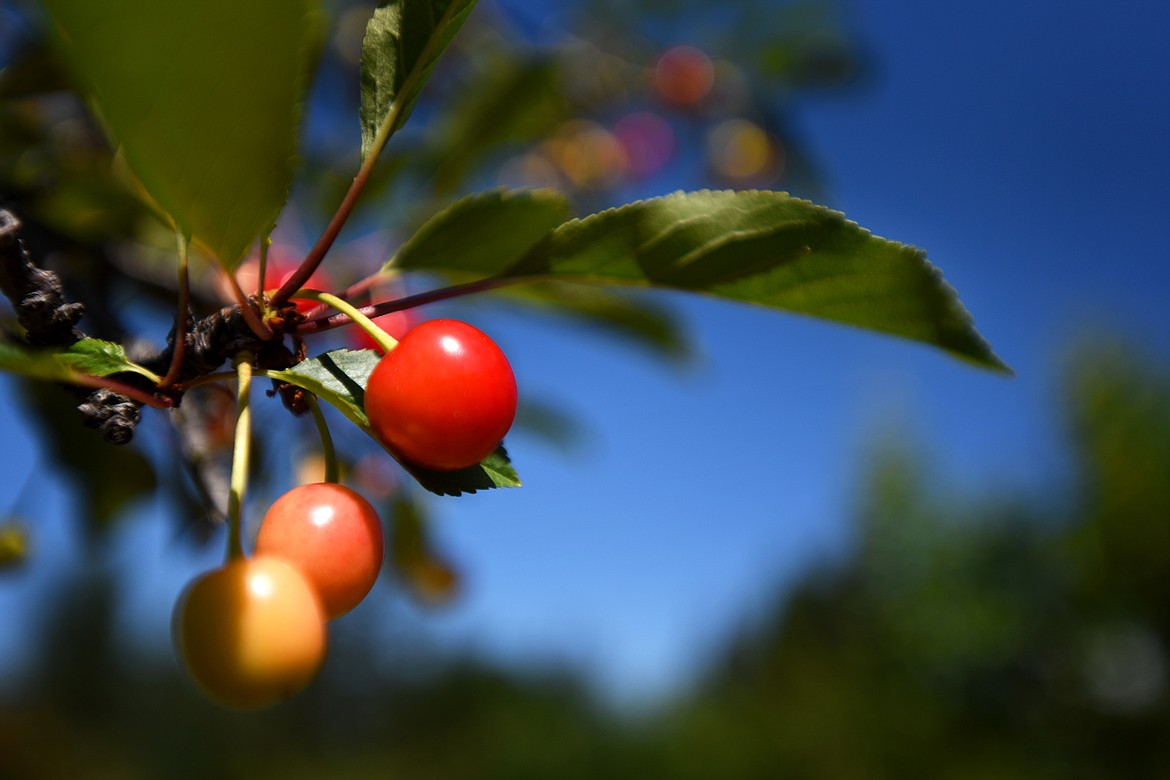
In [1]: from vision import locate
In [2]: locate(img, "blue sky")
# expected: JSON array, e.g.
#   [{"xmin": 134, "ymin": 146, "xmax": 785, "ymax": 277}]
[{"xmin": 2, "ymin": 0, "xmax": 1169, "ymax": 708}]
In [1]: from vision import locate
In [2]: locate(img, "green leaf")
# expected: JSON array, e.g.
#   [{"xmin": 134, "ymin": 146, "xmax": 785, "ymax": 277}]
[
  {"xmin": 496, "ymin": 190, "xmax": 1009, "ymax": 372},
  {"xmin": 0, "ymin": 338, "xmax": 159, "ymax": 385},
  {"xmin": 54, "ymin": 339, "xmax": 162, "ymax": 384},
  {"xmin": 269, "ymin": 349, "xmax": 521, "ymax": 495},
  {"xmin": 42, "ymin": 0, "xmax": 323, "ymax": 268},
  {"xmin": 391, "ymin": 188, "xmax": 573, "ymax": 275},
  {"xmin": 360, "ymin": 0, "xmax": 479, "ymax": 162},
  {"xmin": 268, "ymin": 348, "xmax": 380, "ymax": 430},
  {"xmin": 400, "ymin": 446, "xmax": 520, "ymax": 496}
]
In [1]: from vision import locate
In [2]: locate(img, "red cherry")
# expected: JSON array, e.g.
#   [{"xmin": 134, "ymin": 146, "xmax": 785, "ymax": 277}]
[
  {"xmin": 364, "ymin": 319, "xmax": 517, "ymax": 471},
  {"xmin": 254, "ymin": 483, "xmax": 385, "ymax": 619}
]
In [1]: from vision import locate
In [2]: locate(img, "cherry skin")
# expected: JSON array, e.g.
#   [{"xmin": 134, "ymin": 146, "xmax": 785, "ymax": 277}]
[
  {"xmin": 254, "ymin": 482, "xmax": 385, "ymax": 619},
  {"xmin": 364, "ymin": 319, "xmax": 517, "ymax": 471},
  {"xmin": 173, "ymin": 557, "xmax": 327, "ymax": 710}
]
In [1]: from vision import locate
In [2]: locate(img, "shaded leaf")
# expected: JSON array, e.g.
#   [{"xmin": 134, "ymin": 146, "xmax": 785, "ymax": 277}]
[
  {"xmin": 391, "ymin": 188, "xmax": 572, "ymax": 275},
  {"xmin": 398, "ymin": 445, "xmax": 519, "ymax": 496},
  {"xmin": 431, "ymin": 55, "xmax": 568, "ymax": 193},
  {"xmin": 19, "ymin": 382, "xmax": 157, "ymax": 535},
  {"xmin": 388, "ymin": 495, "xmax": 461, "ymax": 606},
  {"xmin": 42, "ymin": 0, "xmax": 323, "ymax": 268},
  {"xmin": 360, "ymin": 0, "xmax": 479, "ymax": 161}
]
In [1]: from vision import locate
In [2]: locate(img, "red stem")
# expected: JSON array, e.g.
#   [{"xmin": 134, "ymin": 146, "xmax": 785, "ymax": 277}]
[
  {"xmin": 271, "ymin": 158, "xmax": 377, "ymax": 309},
  {"xmin": 295, "ymin": 277, "xmax": 518, "ymax": 337},
  {"xmin": 72, "ymin": 373, "xmax": 173, "ymax": 409},
  {"xmin": 214, "ymin": 264, "xmax": 276, "ymax": 341}
]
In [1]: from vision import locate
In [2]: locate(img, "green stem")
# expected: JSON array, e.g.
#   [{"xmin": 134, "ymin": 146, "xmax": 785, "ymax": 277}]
[
  {"xmin": 305, "ymin": 394, "xmax": 339, "ymax": 484},
  {"xmin": 296, "ymin": 289, "xmax": 399, "ymax": 353},
  {"xmin": 225, "ymin": 352, "xmax": 254, "ymax": 562}
]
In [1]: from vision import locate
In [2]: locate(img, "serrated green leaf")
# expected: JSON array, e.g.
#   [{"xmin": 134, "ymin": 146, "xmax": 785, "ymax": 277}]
[
  {"xmin": 42, "ymin": 0, "xmax": 323, "ymax": 268},
  {"xmin": 391, "ymin": 188, "xmax": 573, "ymax": 275},
  {"xmin": 360, "ymin": 0, "xmax": 479, "ymax": 162},
  {"xmin": 270, "ymin": 349, "xmax": 521, "ymax": 495},
  {"xmin": 0, "ymin": 338, "xmax": 159, "ymax": 385},
  {"xmin": 400, "ymin": 446, "xmax": 520, "ymax": 496},
  {"xmin": 54, "ymin": 339, "xmax": 162, "ymax": 384},
  {"xmin": 493, "ymin": 190, "xmax": 1008, "ymax": 372}
]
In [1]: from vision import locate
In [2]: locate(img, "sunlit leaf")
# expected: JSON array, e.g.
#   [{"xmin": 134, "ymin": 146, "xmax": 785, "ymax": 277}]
[
  {"xmin": 0, "ymin": 338, "xmax": 159, "ymax": 385},
  {"xmin": 54, "ymin": 339, "xmax": 162, "ymax": 384},
  {"xmin": 391, "ymin": 188, "xmax": 572, "ymax": 275},
  {"xmin": 360, "ymin": 0, "xmax": 479, "ymax": 161},
  {"xmin": 42, "ymin": 0, "xmax": 323, "ymax": 268},
  {"xmin": 488, "ymin": 190, "xmax": 1007, "ymax": 372}
]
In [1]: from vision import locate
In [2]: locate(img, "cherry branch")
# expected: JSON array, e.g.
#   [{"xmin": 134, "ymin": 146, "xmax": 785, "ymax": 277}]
[{"xmin": 295, "ymin": 276, "xmax": 519, "ymax": 338}]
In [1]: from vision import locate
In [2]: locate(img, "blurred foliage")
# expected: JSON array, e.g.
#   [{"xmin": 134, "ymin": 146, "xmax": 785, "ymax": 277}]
[{"xmin": 3, "ymin": 339, "xmax": 1169, "ymax": 777}]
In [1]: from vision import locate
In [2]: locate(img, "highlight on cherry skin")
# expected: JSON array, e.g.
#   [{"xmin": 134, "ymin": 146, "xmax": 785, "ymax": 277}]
[
  {"xmin": 254, "ymin": 482, "xmax": 385, "ymax": 620},
  {"xmin": 364, "ymin": 318, "xmax": 518, "ymax": 471},
  {"xmin": 172, "ymin": 556, "xmax": 328, "ymax": 710}
]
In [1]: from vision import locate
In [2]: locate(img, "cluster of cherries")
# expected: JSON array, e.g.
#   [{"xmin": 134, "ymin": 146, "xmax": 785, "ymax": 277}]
[{"xmin": 173, "ymin": 319, "xmax": 518, "ymax": 708}]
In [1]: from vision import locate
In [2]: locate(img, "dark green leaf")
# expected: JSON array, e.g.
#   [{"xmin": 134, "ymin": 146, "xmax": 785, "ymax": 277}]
[
  {"xmin": 391, "ymin": 188, "xmax": 572, "ymax": 276},
  {"xmin": 270, "ymin": 349, "xmax": 521, "ymax": 495},
  {"xmin": 400, "ymin": 446, "xmax": 520, "ymax": 496},
  {"xmin": 42, "ymin": 0, "xmax": 324, "ymax": 268},
  {"xmin": 496, "ymin": 190, "xmax": 1008, "ymax": 372},
  {"xmin": 19, "ymin": 382, "xmax": 157, "ymax": 535},
  {"xmin": 360, "ymin": 0, "xmax": 479, "ymax": 161}
]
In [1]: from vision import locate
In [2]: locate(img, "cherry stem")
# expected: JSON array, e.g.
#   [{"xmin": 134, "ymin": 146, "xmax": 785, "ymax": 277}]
[
  {"xmin": 214, "ymin": 263, "xmax": 275, "ymax": 341},
  {"xmin": 70, "ymin": 373, "xmax": 173, "ymax": 409},
  {"xmin": 298, "ymin": 268, "xmax": 387, "ymax": 321},
  {"xmin": 225, "ymin": 352, "xmax": 254, "ymax": 562},
  {"xmin": 158, "ymin": 231, "xmax": 191, "ymax": 388},
  {"xmin": 270, "ymin": 11, "xmax": 434, "ymax": 312},
  {"xmin": 269, "ymin": 144, "xmax": 380, "ymax": 309},
  {"xmin": 296, "ymin": 276, "xmax": 518, "ymax": 338},
  {"xmin": 305, "ymin": 394, "xmax": 339, "ymax": 484},
  {"xmin": 296, "ymin": 288, "xmax": 399, "ymax": 353}
]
